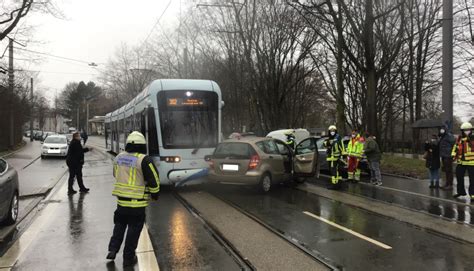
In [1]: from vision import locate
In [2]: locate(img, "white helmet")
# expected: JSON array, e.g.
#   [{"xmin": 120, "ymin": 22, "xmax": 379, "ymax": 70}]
[
  {"xmin": 461, "ymin": 122, "xmax": 473, "ymax": 130},
  {"xmin": 328, "ymin": 125, "xmax": 337, "ymax": 131},
  {"xmin": 126, "ymin": 131, "xmax": 146, "ymax": 145}
]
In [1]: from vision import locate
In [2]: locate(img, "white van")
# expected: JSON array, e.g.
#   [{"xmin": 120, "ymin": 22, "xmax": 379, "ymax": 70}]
[{"xmin": 266, "ymin": 129, "xmax": 310, "ymax": 144}]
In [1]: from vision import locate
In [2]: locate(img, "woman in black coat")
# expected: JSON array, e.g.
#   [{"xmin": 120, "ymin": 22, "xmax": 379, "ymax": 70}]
[
  {"xmin": 424, "ymin": 134, "xmax": 441, "ymax": 188},
  {"xmin": 66, "ymin": 132, "xmax": 91, "ymax": 195}
]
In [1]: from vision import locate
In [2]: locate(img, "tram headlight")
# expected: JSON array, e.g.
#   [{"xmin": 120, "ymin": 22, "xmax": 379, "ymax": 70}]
[{"xmin": 162, "ymin": 156, "xmax": 181, "ymax": 163}]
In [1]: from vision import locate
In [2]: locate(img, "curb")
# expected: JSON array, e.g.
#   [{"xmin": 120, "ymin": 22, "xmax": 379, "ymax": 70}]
[
  {"xmin": 1, "ymin": 140, "xmax": 27, "ymax": 159},
  {"xmin": 297, "ymin": 183, "xmax": 474, "ymax": 244}
]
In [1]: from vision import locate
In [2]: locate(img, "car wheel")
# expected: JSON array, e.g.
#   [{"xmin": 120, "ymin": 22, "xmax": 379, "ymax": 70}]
[
  {"xmin": 259, "ymin": 173, "xmax": 272, "ymax": 193},
  {"xmin": 41, "ymin": 155, "xmax": 45, "ymax": 159},
  {"xmin": 295, "ymin": 177, "xmax": 306, "ymax": 184},
  {"xmin": 4, "ymin": 192, "xmax": 19, "ymax": 225}
]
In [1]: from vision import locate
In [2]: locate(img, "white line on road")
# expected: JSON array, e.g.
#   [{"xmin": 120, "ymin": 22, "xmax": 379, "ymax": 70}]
[
  {"xmin": 303, "ymin": 211, "xmax": 392, "ymax": 250},
  {"xmin": 137, "ymin": 224, "xmax": 160, "ymax": 271}
]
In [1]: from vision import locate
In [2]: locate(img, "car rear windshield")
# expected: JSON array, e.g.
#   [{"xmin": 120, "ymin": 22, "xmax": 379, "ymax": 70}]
[
  {"xmin": 213, "ymin": 142, "xmax": 255, "ymax": 159},
  {"xmin": 44, "ymin": 137, "xmax": 66, "ymax": 144}
]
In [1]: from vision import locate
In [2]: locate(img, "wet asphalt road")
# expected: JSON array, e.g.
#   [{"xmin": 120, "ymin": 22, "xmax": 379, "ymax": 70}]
[
  {"xmin": 146, "ymin": 190, "xmax": 241, "ymax": 271},
  {"xmin": 202, "ymin": 183, "xmax": 474, "ymax": 271},
  {"xmin": 310, "ymin": 176, "xmax": 474, "ymax": 226}
]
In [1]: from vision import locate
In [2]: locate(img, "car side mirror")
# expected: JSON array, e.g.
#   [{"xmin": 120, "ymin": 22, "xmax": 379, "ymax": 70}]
[{"xmin": 204, "ymin": 155, "xmax": 212, "ymax": 161}]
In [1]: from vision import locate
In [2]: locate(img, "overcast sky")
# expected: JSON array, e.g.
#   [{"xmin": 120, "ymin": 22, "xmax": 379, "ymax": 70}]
[
  {"xmin": 1, "ymin": 0, "xmax": 472, "ymax": 121},
  {"xmin": 2, "ymin": 0, "xmax": 181, "ymax": 99}
]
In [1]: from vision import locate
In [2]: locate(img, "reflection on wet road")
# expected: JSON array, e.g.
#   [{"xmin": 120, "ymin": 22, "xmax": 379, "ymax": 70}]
[
  {"xmin": 311, "ymin": 177, "xmax": 474, "ymax": 225},
  {"xmin": 146, "ymin": 192, "xmax": 240, "ymax": 271},
  {"xmin": 203, "ymin": 183, "xmax": 474, "ymax": 271}
]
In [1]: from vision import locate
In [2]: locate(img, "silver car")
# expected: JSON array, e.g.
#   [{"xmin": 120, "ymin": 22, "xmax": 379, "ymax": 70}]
[
  {"xmin": 207, "ymin": 137, "xmax": 319, "ymax": 192},
  {"xmin": 0, "ymin": 158, "xmax": 19, "ymax": 225},
  {"xmin": 41, "ymin": 134, "xmax": 69, "ymax": 159}
]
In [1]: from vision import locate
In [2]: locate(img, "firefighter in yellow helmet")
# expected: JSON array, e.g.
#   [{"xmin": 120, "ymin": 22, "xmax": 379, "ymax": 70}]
[
  {"xmin": 452, "ymin": 122, "xmax": 474, "ymax": 199},
  {"xmin": 285, "ymin": 130, "xmax": 296, "ymax": 150},
  {"xmin": 324, "ymin": 125, "xmax": 345, "ymax": 189},
  {"xmin": 347, "ymin": 129, "xmax": 365, "ymax": 183},
  {"xmin": 107, "ymin": 131, "xmax": 160, "ymax": 266}
]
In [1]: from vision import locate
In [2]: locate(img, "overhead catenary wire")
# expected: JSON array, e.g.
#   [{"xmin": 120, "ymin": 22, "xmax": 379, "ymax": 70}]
[
  {"xmin": 141, "ymin": 0, "xmax": 173, "ymax": 48},
  {"xmin": 13, "ymin": 47, "xmax": 99, "ymax": 65}
]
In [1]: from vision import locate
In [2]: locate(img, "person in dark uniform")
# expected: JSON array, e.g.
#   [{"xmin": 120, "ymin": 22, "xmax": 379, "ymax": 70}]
[
  {"xmin": 66, "ymin": 132, "xmax": 91, "ymax": 195},
  {"xmin": 81, "ymin": 130, "xmax": 88, "ymax": 145},
  {"xmin": 107, "ymin": 131, "xmax": 160, "ymax": 267}
]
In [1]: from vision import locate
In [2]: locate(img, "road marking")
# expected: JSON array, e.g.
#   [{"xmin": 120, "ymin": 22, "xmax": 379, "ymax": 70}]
[
  {"xmin": 303, "ymin": 211, "xmax": 392, "ymax": 250},
  {"xmin": 318, "ymin": 174, "xmax": 471, "ymax": 207},
  {"xmin": 137, "ymin": 224, "xmax": 160, "ymax": 271}
]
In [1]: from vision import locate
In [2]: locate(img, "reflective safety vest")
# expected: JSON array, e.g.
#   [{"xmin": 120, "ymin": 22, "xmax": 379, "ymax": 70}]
[
  {"xmin": 324, "ymin": 136, "xmax": 345, "ymax": 161},
  {"xmin": 286, "ymin": 139, "xmax": 296, "ymax": 149},
  {"xmin": 113, "ymin": 152, "xmax": 149, "ymax": 208},
  {"xmin": 452, "ymin": 136, "xmax": 474, "ymax": 166},
  {"xmin": 347, "ymin": 135, "xmax": 364, "ymax": 158}
]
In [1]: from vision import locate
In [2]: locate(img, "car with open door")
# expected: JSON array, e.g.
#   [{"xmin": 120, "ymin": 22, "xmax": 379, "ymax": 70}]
[
  {"xmin": 206, "ymin": 136, "xmax": 319, "ymax": 192},
  {"xmin": 0, "ymin": 158, "xmax": 19, "ymax": 226}
]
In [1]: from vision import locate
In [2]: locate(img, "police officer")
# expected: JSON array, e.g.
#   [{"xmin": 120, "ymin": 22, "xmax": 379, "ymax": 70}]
[
  {"xmin": 347, "ymin": 129, "xmax": 364, "ymax": 183},
  {"xmin": 324, "ymin": 125, "xmax": 345, "ymax": 189},
  {"xmin": 107, "ymin": 131, "xmax": 160, "ymax": 267},
  {"xmin": 66, "ymin": 132, "xmax": 90, "ymax": 195},
  {"xmin": 285, "ymin": 130, "xmax": 296, "ymax": 150},
  {"xmin": 452, "ymin": 122, "xmax": 474, "ymax": 199}
]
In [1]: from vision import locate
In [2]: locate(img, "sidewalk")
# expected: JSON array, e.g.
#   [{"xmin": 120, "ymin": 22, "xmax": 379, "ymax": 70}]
[{"xmin": 0, "ymin": 150, "xmax": 158, "ymax": 271}]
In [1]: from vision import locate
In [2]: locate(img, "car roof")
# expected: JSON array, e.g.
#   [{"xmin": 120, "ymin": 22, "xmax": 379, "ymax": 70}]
[
  {"xmin": 46, "ymin": 134, "xmax": 65, "ymax": 138},
  {"xmin": 221, "ymin": 136, "xmax": 269, "ymax": 144}
]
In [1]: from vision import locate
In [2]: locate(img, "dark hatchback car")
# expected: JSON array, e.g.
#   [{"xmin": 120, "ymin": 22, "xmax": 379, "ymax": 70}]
[
  {"xmin": 0, "ymin": 158, "xmax": 19, "ymax": 225},
  {"xmin": 316, "ymin": 137, "xmax": 370, "ymax": 178}
]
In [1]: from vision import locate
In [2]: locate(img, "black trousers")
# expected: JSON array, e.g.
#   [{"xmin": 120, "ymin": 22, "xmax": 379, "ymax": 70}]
[
  {"xmin": 68, "ymin": 165, "xmax": 86, "ymax": 192},
  {"xmin": 108, "ymin": 208, "xmax": 145, "ymax": 260},
  {"xmin": 455, "ymin": 164, "xmax": 474, "ymax": 195}
]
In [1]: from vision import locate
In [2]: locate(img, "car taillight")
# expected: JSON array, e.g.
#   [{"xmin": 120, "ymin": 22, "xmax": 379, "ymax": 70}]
[{"xmin": 248, "ymin": 154, "xmax": 260, "ymax": 170}]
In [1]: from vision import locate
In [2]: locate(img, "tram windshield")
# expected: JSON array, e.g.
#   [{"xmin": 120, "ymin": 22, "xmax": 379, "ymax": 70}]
[{"xmin": 158, "ymin": 90, "xmax": 218, "ymax": 149}]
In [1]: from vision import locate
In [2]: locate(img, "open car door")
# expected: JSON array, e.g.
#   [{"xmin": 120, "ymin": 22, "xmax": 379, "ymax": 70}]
[{"xmin": 293, "ymin": 137, "xmax": 319, "ymax": 179}]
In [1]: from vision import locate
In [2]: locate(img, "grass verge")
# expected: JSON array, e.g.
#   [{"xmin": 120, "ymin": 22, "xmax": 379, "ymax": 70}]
[{"xmin": 381, "ymin": 154, "xmax": 429, "ymax": 179}]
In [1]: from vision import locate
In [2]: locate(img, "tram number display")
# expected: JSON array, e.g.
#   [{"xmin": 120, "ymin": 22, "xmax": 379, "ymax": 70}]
[{"xmin": 167, "ymin": 98, "xmax": 206, "ymax": 106}]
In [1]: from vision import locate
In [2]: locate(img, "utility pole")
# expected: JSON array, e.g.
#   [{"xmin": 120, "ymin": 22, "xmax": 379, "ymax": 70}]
[
  {"xmin": 86, "ymin": 102, "xmax": 90, "ymax": 134},
  {"xmin": 8, "ymin": 38, "xmax": 15, "ymax": 148},
  {"xmin": 442, "ymin": 0, "xmax": 453, "ymax": 131},
  {"xmin": 30, "ymin": 78, "xmax": 33, "ymax": 142}
]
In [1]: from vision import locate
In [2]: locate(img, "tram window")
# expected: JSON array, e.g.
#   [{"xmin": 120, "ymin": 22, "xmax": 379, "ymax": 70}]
[
  {"xmin": 141, "ymin": 112, "xmax": 146, "ymax": 138},
  {"xmin": 119, "ymin": 119, "xmax": 125, "ymax": 145},
  {"xmin": 147, "ymin": 108, "xmax": 159, "ymax": 155}
]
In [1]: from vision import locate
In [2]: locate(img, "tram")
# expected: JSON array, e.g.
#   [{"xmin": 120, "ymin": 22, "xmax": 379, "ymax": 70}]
[{"xmin": 105, "ymin": 79, "xmax": 223, "ymax": 186}]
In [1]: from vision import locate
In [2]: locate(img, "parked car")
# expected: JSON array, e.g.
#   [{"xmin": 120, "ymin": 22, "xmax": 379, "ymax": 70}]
[
  {"xmin": 0, "ymin": 158, "xmax": 19, "ymax": 225},
  {"xmin": 41, "ymin": 134, "xmax": 68, "ymax": 159},
  {"xmin": 33, "ymin": 130, "xmax": 44, "ymax": 141},
  {"xmin": 207, "ymin": 136, "xmax": 319, "ymax": 192},
  {"xmin": 41, "ymin": 131, "xmax": 56, "ymax": 142},
  {"xmin": 316, "ymin": 137, "xmax": 370, "ymax": 178}
]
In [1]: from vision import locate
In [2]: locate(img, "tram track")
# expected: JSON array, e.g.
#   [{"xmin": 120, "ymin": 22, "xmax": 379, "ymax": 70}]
[
  {"xmin": 173, "ymin": 191, "xmax": 256, "ymax": 271},
  {"xmin": 206, "ymin": 190, "xmax": 339, "ymax": 271}
]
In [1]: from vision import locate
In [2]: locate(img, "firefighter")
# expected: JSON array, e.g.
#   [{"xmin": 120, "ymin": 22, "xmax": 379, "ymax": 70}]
[
  {"xmin": 107, "ymin": 131, "xmax": 160, "ymax": 267},
  {"xmin": 324, "ymin": 125, "xmax": 345, "ymax": 189},
  {"xmin": 347, "ymin": 129, "xmax": 365, "ymax": 183},
  {"xmin": 452, "ymin": 122, "xmax": 474, "ymax": 199},
  {"xmin": 285, "ymin": 130, "xmax": 296, "ymax": 150}
]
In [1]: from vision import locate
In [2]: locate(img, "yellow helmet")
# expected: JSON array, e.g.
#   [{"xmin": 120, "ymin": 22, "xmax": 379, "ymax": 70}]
[
  {"xmin": 328, "ymin": 125, "xmax": 337, "ymax": 131},
  {"xmin": 461, "ymin": 122, "xmax": 473, "ymax": 130},
  {"xmin": 126, "ymin": 131, "xmax": 146, "ymax": 145}
]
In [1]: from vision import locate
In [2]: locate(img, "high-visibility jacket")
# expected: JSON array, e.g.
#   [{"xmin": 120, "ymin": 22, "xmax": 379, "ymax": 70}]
[
  {"xmin": 347, "ymin": 135, "xmax": 364, "ymax": 158},
  {"xmin": 324, "ymin": 135, "xmax": 345, "ymax": 161},
  {"xmin": 112, "ymin": 152, "xmax": 159, "ymax": 208},
  {"xmin": 452, "ymin": 136, "xmax": 474, "ymax": 166},
  {"xmin": 286, "ymin": 139, "xmax": 296, "ymax": 149}
]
